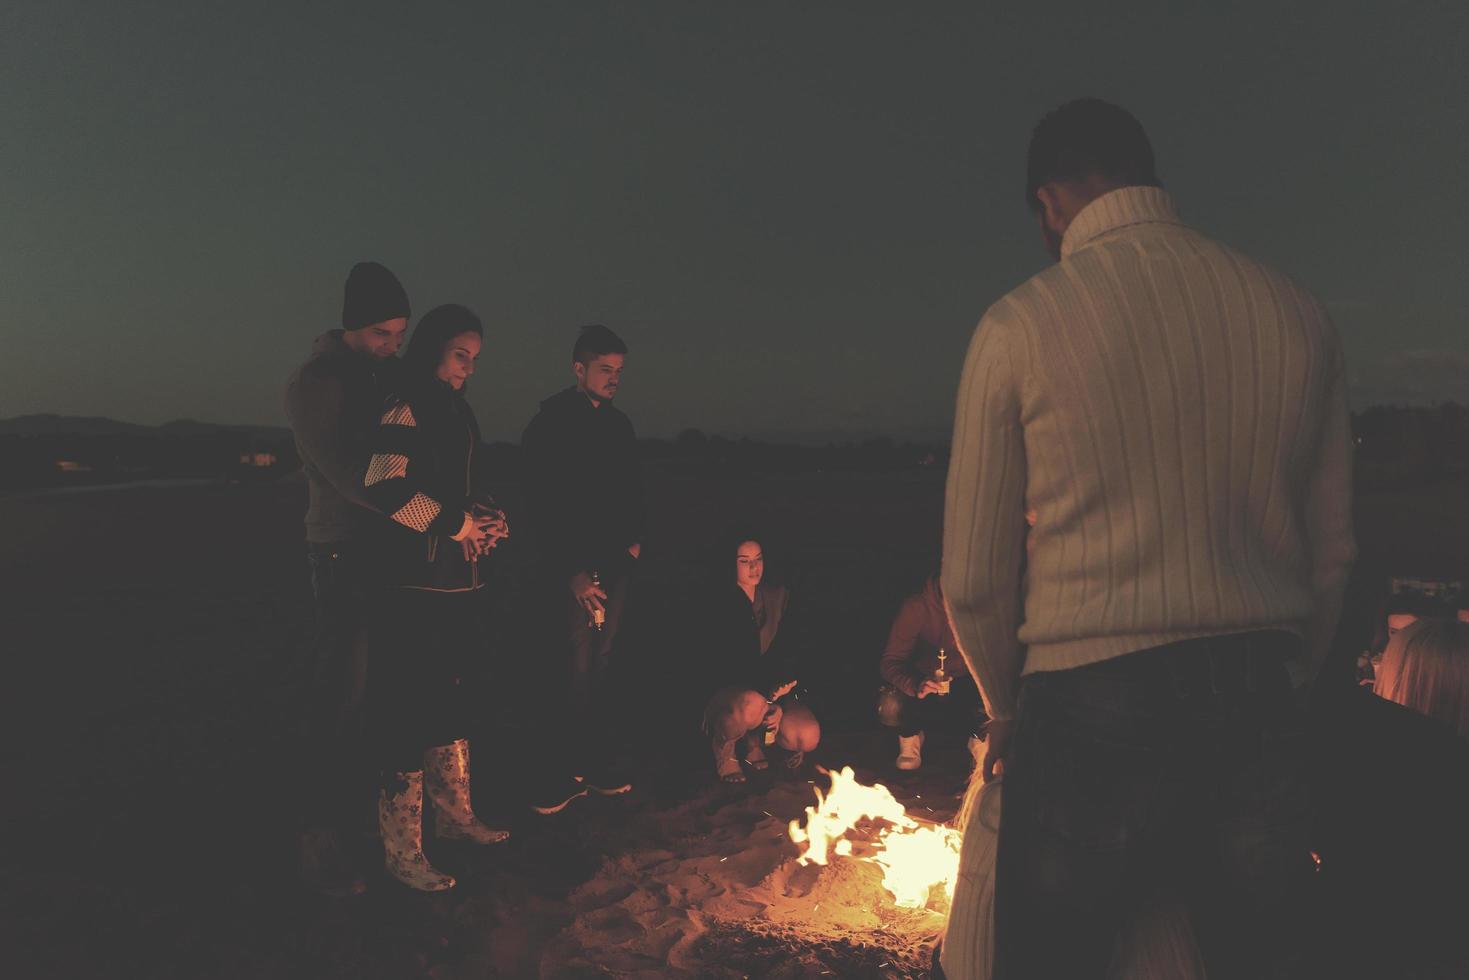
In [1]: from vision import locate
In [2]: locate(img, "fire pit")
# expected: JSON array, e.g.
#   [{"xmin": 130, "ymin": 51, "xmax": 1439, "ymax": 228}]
[
  {"xmin": 537, "ymin": 762, "xmax": 963, "ymax": 978},
  {"xmin": 788, "ymin": 765, "xmax": 963, "ymax": 912}
]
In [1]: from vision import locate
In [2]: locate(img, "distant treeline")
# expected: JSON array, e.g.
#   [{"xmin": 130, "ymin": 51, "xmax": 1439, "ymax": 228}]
[
  {"xmin": 1353, "ymin": 402, "xmax": 1469, "ymax": 487},
  {"xmin": 0, "ymin": 424, "xmax": 947, "ymax": 493},
  {"xmin": 0, "ymin": 429, "xmax": 303, "ymax": 491},
  {"xmin": 4, "ymin": 403, "xmax": 1465, "ymax": 493},
  {"xmin": 433, "ymin": 431, "xmax": 947, "ymax": 485}
]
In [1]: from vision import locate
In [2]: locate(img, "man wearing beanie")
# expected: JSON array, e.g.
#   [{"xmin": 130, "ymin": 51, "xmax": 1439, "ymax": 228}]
[{"xmin": 284, "ymin": 260, "xmax": 410, "ymax": 895}]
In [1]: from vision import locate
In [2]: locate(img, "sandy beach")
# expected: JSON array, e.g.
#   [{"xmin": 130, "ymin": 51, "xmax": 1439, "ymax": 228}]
[{"xmin": 3, "ymin": 468, "xmax": 1464, "ymax": 978}]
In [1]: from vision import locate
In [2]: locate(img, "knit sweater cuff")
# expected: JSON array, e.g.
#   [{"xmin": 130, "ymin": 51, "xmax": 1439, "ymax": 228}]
[{"xmin": 449, "ymin": 512, "xmax": 475, "ymax": 541}]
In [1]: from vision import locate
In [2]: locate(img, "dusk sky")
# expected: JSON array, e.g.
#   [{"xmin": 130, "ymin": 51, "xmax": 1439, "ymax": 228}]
[{"xmin": 4, "ymin": 2, "xmax": 1466, "ymax": 442}]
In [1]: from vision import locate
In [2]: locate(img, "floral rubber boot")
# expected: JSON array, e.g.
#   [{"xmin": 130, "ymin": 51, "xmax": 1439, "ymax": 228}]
[
  {"xmin": 379, "ymin": 770, "xmax": 456, "ymax": 892},
  {"xmin": 424, "ymin": 739, "xmax": 510, "ymax": 845}
]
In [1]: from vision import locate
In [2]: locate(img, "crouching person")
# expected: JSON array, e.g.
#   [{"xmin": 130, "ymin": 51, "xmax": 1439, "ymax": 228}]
[
  {"xmin": 363, "ymin": 305, "xmax": 511, "ymax": 891},
  {"xmin": 877, "ymin": 573, "xmax": 987, "ymax": 770},
  {"xmin": 702, "ymin": 534, "xmax": 820, "ymax": 782}
]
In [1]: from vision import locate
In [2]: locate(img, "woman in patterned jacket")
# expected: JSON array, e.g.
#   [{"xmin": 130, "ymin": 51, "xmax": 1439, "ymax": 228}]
[{"xmin": 362, "ymin": 303, "xmax": 509, "ymax": 892}]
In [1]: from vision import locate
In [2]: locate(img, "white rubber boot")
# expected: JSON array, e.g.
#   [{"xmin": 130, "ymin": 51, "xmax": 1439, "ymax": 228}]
[
  {"xmin": 379, "ymin": 771, "xmax": 456, "ymax": 892},
  {"xmin": 424, "ymin": 739, "xmax": 510, "ymax": 845},
  {"xmin": 896, "ymin": 732, "xmax": 925, "ymax": 770}
]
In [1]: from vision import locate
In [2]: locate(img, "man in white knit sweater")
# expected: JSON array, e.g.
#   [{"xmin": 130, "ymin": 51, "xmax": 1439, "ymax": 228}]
[{"xmin": 941, "ymin": 100, "xmax": 1356, "ymax": 978}]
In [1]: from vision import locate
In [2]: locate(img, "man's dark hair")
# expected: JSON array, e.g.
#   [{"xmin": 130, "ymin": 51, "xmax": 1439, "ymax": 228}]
[
  {"xmin": 1025, "ymin": 99, "xmax": 1160, "ymax": 210},
  {"xmin": 572, "ymin": 324, "xmax": 627, "ymax": 365}
]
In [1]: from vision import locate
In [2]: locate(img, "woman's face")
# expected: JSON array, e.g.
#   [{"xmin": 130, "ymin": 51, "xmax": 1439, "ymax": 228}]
[
  {"xmin": 735, "ymin": 540, "xmax": 764, "ymax": 589},
  {"xmin": 436, "ymin": 331, "xmax": 482, "ymax": 390}
]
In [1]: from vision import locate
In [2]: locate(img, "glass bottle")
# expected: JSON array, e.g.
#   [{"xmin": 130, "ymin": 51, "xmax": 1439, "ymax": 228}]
[
  {"xmin": 933, "ymin": 646, "xmax": 952, "ymax": 696},
  {"xmin": 763, "ymin": 697, "xmax": 779, "ymax": 745},
  {"xmin": 590, "ymin": 571, "xmax": 605, "ymax": 631}
]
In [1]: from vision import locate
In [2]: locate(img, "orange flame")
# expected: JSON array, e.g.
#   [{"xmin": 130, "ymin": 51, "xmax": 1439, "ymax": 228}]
[{"xmin": 788, "ymin": 765, "xmax": 962, "ymax": 909}]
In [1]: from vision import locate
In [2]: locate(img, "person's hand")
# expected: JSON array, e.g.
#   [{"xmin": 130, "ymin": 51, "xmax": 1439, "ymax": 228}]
[
  {"xmin": 456, "ymin": 518, "xmax": 493, "ymax": 557},
  {"xmin": 475, "ymin": 521, "xmax": 509, "ymax": 554},
  {"xmin": 915, "ymin": 678, "xmax": 944, "ymax": 699},
  {"xmin": 472, "ymin": 504, "xmax": 510, "ymax": 543},
  {"xmin": 981, "ymin": 718, "xmax": 1015, "ymax": 783},
  {"xmin": 761, "ymin": 703, "xmax": 784, "ymax": 732},
  {"xmin": 767, "ymin": 680, "xmax": 797, "ymax": 701},
  {"xmin": 627, "ymin": 542, "xmax": 641, "ymax": 560},
  {"xmin": 569, "ymin": 570, "xmax": 607, "ymax": 616}
]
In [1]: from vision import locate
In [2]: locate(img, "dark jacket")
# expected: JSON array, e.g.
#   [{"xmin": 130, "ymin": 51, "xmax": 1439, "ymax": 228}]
[
  {"xmin": 520, "ymin": 387, "xmax": 644, "ymax": 578},
  {"xmin": 706, "ymin": 583, "xmax": 801, "ymax": 696},
  {"xmin": 361, "ymin": 379, "xmax": 490, "ymax": 592},
  {"xmin": 284, "ymin": 331, "xmax": 400, "ymax": 544}
]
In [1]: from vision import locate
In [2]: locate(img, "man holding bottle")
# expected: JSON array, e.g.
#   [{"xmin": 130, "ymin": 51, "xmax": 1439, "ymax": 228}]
[
  {"xmin": 876, "ymin": 573, "xmax": 986, "ymax": 771},
  {"xmin": 520, "ymin": 324, "xmax": 644, "ymax": 813}
]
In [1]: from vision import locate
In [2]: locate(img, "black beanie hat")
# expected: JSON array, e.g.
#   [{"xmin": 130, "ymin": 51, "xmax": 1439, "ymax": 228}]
[{"xmin": 341, "ymin": 261, "xmax": 411, "ymax": 331}]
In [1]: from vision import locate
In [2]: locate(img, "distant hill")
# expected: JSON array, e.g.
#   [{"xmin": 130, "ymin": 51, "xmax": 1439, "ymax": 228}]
[
  {"xmin": 0, "ymin": 414, "xmax": 155, "ymax": 436},
  {"xmin": 0, "ymin": 414, "xmax": 290, "ymax": 440}
]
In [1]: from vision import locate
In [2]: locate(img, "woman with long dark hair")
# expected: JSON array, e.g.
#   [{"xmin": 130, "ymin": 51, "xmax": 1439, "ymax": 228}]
[
  {"xmin": 362, "ymin": 303, "xmax": 509, "ymax": 892},
  {"xmin": 701, "ymin": 531, "xmax": 821, "ymax": 783}
]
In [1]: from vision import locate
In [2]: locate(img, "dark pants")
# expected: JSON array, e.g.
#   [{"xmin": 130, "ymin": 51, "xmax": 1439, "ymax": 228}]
[
  {"xmin": 994, "ymin": 631, "xmax": 1313, "ymax": 980},
  {"xmin": 567, "ymin": 571, "xmax": 629, "ymax": 714},
  {"xmin": 539, "ymin": 567, "xmax": 630, "ymax": 774},
  {"xmin": 877, "ymin": 676, "xmax": 986, "ymax": 738},
  {"xmin": 369, "ymin": 587, "xmax": 482, "ymax": 775},
  {"xmin": 303, "ymin": 544, "xmax": 374, "ymax": 832}
]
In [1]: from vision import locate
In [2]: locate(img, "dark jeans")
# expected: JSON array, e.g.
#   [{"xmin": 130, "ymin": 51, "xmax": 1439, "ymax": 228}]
[
  {"xmin": 567, "ymin": 571, "xmax": 629, "ymax": 714},
  {"xmin": 539, "ymin": 567, "xmax": 630, "ymax": 774},
  {"xmin": 303, "ymin": 544, "xmax": 373, "ymax": 832},
  {"xmin": 369, "ymin": 587, "xmax": 483, "ymax": 775},
  {"xmin": 994, "ymin": 631, "xmax": 1313, "ymax": 980},
  {"xmin": 877, "ymin": 676, "xmax": 986, "ymax": 738}
]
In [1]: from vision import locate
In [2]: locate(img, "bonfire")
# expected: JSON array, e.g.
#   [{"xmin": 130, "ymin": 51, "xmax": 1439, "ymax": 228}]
[{"xmin": 788, "ymin": 765, "xmax": 963, "ymax": 911}]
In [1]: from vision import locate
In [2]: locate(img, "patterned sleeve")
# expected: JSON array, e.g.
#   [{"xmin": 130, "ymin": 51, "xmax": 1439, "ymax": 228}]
[{"xmin": 362, "ymin": 400, "xmax": 464, "ymax": 536}]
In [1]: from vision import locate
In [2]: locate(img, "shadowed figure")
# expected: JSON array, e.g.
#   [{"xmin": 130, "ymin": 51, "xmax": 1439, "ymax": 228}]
[
  {"xmin": 701, "ymin": 532, "xmax": 820, "ymax": 782},
  {"xmin": 283, "ymin": 260, "xmax": 410, "ymax": 897}
]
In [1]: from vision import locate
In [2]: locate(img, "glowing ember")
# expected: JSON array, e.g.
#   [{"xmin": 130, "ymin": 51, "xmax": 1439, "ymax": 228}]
[{"xmin": 788, "ymin": 765, "xmax": 962, "ymax": 909}]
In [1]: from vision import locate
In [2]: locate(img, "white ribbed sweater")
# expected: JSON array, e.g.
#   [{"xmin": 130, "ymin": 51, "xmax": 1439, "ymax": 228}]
[{"xmin": 942, "ymin": 187, "xmax": 1357, "ymax": 721}]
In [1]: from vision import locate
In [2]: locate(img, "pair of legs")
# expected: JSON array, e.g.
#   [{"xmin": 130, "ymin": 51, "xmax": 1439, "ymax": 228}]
[
  {"xmin": 704, "ymin": 687, "xmax": 821, "ymax": 783},
  {"xmin": 876, "ymin": 676, "xmax": 986, "ymax": 769},
  {"xmin": 300, "ymin": 544, "xmax": 375, "ymax": 895},
  {"xmin": 523, "ymin": 568, "xmax": 634, "ymax": 813},
  {"xmin": 993, "ymin": 631, "xmax": 1313, "ymax": 980},
  {"xmin": 371, "ymin": 588, "xmax": 508, "ymax": 891}
]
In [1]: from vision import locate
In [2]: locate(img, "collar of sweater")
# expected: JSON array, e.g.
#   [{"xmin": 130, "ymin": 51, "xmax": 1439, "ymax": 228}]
[{"xmin": 1060, "ymin": 185, "xmax": 1184, "ymax": 260}]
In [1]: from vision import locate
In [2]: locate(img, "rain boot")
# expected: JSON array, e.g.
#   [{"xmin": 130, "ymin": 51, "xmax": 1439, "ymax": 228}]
[
  {"xmin": 379, "ymin": 770, "xmax": 456, "ymax": 892},
  {"xmin": 424, "ymin": 739, "xmax": 510, "ymax": 845}
]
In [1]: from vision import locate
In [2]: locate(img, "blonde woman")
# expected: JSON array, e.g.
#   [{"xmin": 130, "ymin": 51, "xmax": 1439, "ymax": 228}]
[
  {"xmin": 1374, "ymin": 618, "xmax": 1469, "ymax": 737},
  {"xmin": 1308, "ymin": 616, "xmax": 1469, "ymax": 977}
]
